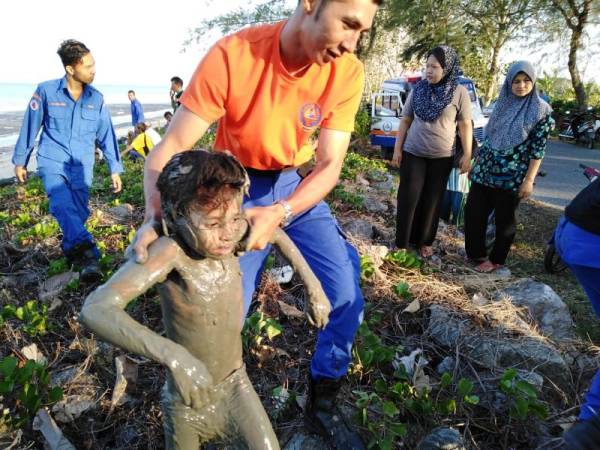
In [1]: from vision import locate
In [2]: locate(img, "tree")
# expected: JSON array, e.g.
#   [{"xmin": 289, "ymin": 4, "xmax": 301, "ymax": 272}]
[
  {"xmin": 548, "ymin": 0, "xmax": 599, "ymax": 109},
  {"xmin": 185, "ymin": 0, "xmax": 292, "ymax": 49},
  {"xmin": 383, "ymin": 0, "xmax": 547, "ymax": 103}
]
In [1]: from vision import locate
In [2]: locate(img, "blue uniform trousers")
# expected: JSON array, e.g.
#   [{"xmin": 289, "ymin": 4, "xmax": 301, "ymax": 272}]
[
  {"xmin": 240, "ymin": 169, "xmax": 364, "ymax": 380},
  {"xmin": 39, "ymin": 165, "xmax": 98, "ymax": 258},
  {"xmin": 555, "ymin": 217, "xmax": 600, "ymax": 420}
]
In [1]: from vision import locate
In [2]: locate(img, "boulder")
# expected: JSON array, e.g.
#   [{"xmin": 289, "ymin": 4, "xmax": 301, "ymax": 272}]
[
  {"xmin": 496, "ymin": 279, "xmax": 575, "ymax": 341},
  {"xmin": 363, "ymin": 195, "xmax": 388, "ymax": 214},
  {"xmin": 427, "ymin": 305, "xmax": 570, "ymax": 388},
  {"xmin": 417, "ymin": 427, "xmax": 466, "ymax": 450},
  {"xmin": 339, "ymin": 218, "xmax": 374, "ymax": 240}
]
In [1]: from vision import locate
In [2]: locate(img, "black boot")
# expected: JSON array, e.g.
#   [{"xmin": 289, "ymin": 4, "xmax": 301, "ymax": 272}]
[
  {"xmin": 564, "ymin": 414, "xmax": 600, "ymax": 449},
  {"xmin": 305, "ymin": 377, "xmax": 365, "ymax": 450},
  {"xmin": 65, "ymin": 242, "xmax": 102, "ymax": 283}
]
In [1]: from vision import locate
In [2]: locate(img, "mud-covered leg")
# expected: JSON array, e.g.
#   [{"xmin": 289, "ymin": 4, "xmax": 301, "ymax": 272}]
[
  {"xmin": 229, "ymin": 369, "xmax": 279, "ymax": 450},
  {"xmin": 162, "ymin": 388, "xmax": 201, "ymax": 450}
]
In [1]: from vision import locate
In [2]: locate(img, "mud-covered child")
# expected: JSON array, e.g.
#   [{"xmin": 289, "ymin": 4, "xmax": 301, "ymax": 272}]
[{"xmin": 79, "ymin": 150, "xmax": 331, "ymax": 449}]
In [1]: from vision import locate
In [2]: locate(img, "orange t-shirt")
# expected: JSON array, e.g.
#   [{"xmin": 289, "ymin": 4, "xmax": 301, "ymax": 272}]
[{"xmin": 180, "ymin": 20, "xmax": 365, "ymax": 170}]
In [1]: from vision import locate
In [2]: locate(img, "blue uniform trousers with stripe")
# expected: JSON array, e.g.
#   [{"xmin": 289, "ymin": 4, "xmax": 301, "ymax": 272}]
[
  {"xmin": 39, "ymin": 163, "xmax": 98, "ymax": 258},
  {"xmin": 240, "ymin": 169, "xmax": 364, "ymax": 380},
  {"xmin": 555, "ymin": 217, "xmax": 600, "ymax": 420}
]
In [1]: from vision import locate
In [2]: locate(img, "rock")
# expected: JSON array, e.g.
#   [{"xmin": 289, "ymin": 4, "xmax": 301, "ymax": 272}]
[
  {"xmin": 268, "ymin": 265, "xmax": 294, "ymax": 284},
  {"xmin": 427, "ymin": 305, "xmax": 570, "ymax": 388},
  {"xmin": 372, "ymin": 174, "xmax": 397, "ymax": 193},
  {"xmin": 364, "ymin": 196, "xmax": 388, "ymax": 214},
  {"xmin": 471, "ymin": 293, "xmax": 489, "ymax": 306},
  {"xmin": 373, "ymin": 225, "xmax": 394, "ymax": 242},
  {"xmin": 107, "ymin": 203, "xmax": 134, "ymax": 223},
  {"xmin": 33, "ymin": 409, "xmax": 77, "ymax": 450},
  {"xmin": 110, "ymin": 355, "xmax": 138, "ymax": 409},
  {"xmin": 417, "ymin": 427, "xmax": 466, "ymax": 450},
  {"xmin": 52, "ymin": 395, "xmax": 95, "ymax": 423},
  {"xmin": 363, "ymin": 245, "xmax": 389, "ymax": 268},
  {"xmin": 436, "ymin": 356, "xmax": 455, "ymax": 375},
  {"xmin": 339, "ymin": 218, "xmax": 373, "ymax": 240},
  {"xmin": 493, "ymin": 266, "xmax": 512, "ymax": 279},
  {"xmin": 356, "ymin": 175, "xmax": 370, "ymax": 187},
  {"xmin": 39, "ymin": 272, "xmax": 79, "ymax": 302},
  {"xmin": 283, "ymin": 432, "xmax": 329, "ymax": 450},
  {"xmin": 515, "ymin": 369, "xmax": 544, "ymax": 390},
  {"xmin": 496, "ymin": 279, "xmax": 575, "ymax": 341}
]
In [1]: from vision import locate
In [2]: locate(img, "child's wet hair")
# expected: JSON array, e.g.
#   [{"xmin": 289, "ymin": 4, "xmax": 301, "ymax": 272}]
[{"xmin": 157, "ymin": 150, "xmax": 248, "ymax": 219}]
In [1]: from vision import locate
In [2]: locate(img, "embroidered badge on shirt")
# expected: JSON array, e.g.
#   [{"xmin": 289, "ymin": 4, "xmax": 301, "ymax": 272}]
[
  {"xmin": 29, "ymin": 99, "xmax": 39, "ymax": 111},
  {"xmin": 299, "ymin": 103, "xmax": 322, "ymax": 131}
]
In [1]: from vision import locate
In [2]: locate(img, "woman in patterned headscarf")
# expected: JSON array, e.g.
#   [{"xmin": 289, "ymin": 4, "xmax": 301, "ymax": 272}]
[
  {"xmin": 465, "ymin": 60, "xmax": 553, "ymax": 273},
  {"xmin": 392, "ymin": 45, "xmax": 473, "ymax": 257}
]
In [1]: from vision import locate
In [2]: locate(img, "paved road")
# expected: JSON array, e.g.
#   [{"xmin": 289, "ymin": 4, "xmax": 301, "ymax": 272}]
[{"xmin": 532, "ymin": 139, "xmax": 600, "ymax": 209}]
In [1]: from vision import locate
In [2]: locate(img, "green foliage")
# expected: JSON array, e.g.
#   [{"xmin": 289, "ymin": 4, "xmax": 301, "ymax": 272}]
[
  {"xmin": 392, "ymin": 281, "xmax": 412, "ymax": 300},
  {"xmin": 360, "ymin": 255, "xmax": 376, "ymax": 283},
  {"xmin": 24, "ymin": 176, "xmax": 44, "ymax": 197},
  {"xmin": 340, "ymin": 151, "xmax": 387, "ymax": 182},
  {"xmin": 270, "ymin": 385, "xmax": 297, "ymax": 419},
  {"xmin": 330, "ymin": 185, "xmax": 365, "ymax": 209},
  {"xmin": 385, "ymin": 249, "xmax": 422, "ymax": 269},
  {"xmin": 1, "ymin": 301, "xmax": 50, "ymax": 337},
  {"xmin": 10, "ymin": 212, "xmax": 34, "ymax": 228},
  {"xmin": 352, "ymin": 321, "xmax": 399, "ymax": 372},
  {"xmin": 0, "ymin": 356, "xmax": 63, "ymax": 429},
  {"xmin": 15, "ymin": 220, "xmax": 59, "ymax": 245},
  {"xmin": 47, "ymin": 258, "xmax": 70, "ymax": 276},
  {"xmin": 242, "ymin": 311, "xmax": 283, "ymax": 350},
  {"xmin": 354, "ymin": 104, "xmax": 372, "ymax": 139},
  {"xmin": 498, "ymin": 369, "xmax": 548, "ymax": 420}
]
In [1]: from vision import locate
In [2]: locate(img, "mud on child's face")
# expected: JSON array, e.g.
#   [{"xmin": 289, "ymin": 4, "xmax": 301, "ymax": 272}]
[{"xmin": 187, "ymin": 193, "xmax": 247, "ymax": 258}]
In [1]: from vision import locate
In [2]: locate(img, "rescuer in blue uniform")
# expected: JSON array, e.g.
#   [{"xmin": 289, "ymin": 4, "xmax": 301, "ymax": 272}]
[{"xmin": 12, "ymin": 39, "xmax": 123, "ymax": 282}]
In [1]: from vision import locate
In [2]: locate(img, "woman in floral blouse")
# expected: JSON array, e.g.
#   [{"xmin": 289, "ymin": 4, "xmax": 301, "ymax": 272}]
[{"xmin": 464, "ymin": 60, "xmax": 553, "ymax": 272}]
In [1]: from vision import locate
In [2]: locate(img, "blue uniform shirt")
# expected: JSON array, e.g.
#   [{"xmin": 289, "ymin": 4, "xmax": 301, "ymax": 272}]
[
  {"xmin": 12, "ymin": 76, "xmax": 123, "ymax": 185},
  {"xmin": 130, "ymin": 98, "xmax": 144, "ymax": 126}
]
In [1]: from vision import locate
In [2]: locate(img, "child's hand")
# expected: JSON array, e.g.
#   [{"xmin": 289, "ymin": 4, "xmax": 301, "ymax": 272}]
[
  {"xmin": 305, "ymin": 288, "xmax": 331, "ymax": 329},
  {"xmin": 166, "ymin": 349, "xmax": 213, "ymax": 409}
]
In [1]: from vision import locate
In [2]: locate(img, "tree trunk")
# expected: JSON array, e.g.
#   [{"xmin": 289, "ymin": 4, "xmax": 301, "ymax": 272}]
[
  {"xmin": 485, "ymin": 42, "xmax": 501, "ymax": 104},
  {"xmin": 568, "ymin": 24, "xmax": 587, "ymax": 109}
]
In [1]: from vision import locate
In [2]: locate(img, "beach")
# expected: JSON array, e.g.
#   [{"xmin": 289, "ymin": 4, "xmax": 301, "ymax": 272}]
[{"xmin": 0, "ymin": 103, "xmax": 170, "ymax": 180}]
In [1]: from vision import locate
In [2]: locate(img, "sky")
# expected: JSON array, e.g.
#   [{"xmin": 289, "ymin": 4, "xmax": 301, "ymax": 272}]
[
  {"xmin": 0, "ymin": 1, "xmax": 597, "ymax": 88},
  {"xmin": 0, "ymin": 0, "xmax": 295, "ymax": 87}
]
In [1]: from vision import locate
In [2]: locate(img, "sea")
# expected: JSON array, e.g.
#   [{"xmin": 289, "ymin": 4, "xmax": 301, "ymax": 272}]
[{"xmin": 0, "ymin": 82, "xmax": 171, "ymax": 149}]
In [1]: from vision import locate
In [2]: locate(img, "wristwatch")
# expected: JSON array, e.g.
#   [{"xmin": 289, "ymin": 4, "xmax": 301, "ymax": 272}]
[{"xmin": 275, "ymin": 200, "xmax": 294, "ymax": 227}]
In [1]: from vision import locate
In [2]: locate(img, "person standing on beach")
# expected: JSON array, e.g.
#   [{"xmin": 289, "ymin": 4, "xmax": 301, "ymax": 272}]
[
  {"xmin": 131, "ymin": 1, "xmax": 380, "ymax": 447},
  {"xmin": 12, "ymin": 39, "xmax": 122, "ymax": 282},
  {"xmin": 169, "ymin": 76, "xmax": 184, "ymax": 111},
  {"xmin": 128, "ymin": 90, "xmax": 145, "ymax": 127}
]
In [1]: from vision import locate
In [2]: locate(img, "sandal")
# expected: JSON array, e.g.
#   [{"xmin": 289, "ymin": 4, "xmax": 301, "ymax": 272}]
[
  {"xmin": 419, "ymin": 246, "xmax": 434, "ymax": 258},
  {"xmin": 474, "ymin": 260, "xmax": 502, "ymax": 273}
]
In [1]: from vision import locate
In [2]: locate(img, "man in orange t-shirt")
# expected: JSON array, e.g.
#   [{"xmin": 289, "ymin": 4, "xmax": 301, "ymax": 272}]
[{"xmin": 132, "ymin": 1, "xmax": 380, "ymax": 447}]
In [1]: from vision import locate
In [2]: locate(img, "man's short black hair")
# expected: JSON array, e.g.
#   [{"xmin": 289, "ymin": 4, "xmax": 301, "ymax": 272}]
[
  {"xmin": 170, "ymin": 76, "xmax": 184, "ymax": 87},
  {"xmin": 313, "ymin": 0, "xmax": 383, "ymax": 19},
  {"xmin": 128, "ymin": 90, "xmax": 135, "ymax": 95},
  {"xmin": 164, "ymin": 111, "xmax": 173, "ymax": 119},
  {"xmin": 157, "ymin": 150, "xmax": 247, "ymax": 218},
  {"xmin": 57, "ymin": 40, "xmax": 91, "ymax": 68}
]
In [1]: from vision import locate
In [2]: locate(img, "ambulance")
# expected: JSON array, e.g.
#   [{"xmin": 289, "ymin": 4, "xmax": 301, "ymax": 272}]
[{"xmin": 369, "ymin": 74, "xmax": 488, "ymax": 159}]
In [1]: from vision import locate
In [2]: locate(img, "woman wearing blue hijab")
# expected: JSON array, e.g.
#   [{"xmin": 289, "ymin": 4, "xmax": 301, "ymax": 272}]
[
  {"xmin": 464, "ymin": 60, "xmax": 553, "ymax": 272},
  {"xmin": 392, "ymin": 46, "xmax": 473, "ymax": 257}
]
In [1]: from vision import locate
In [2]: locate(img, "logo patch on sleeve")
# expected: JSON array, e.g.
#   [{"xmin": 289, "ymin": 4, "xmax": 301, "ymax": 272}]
[{"xmin": 29, "ymin": 99, "xmax": 39, "ymax": 111}]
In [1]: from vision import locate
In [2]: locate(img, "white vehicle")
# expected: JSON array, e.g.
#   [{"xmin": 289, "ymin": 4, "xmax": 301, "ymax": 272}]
[{"xmin": 370, "ymin": 75, "xmax": 489, "ymax": 159}]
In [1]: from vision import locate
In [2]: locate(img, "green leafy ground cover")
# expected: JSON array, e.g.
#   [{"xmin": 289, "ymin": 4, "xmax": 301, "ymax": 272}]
[{"xmin": 0, "ymin": 144, "xmax": 597, "ymax": 449}]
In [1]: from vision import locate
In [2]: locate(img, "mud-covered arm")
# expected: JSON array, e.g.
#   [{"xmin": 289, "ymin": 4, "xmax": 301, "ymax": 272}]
[
  {"xmin": 79, "ymin": 237, "xmax": 213, "ymax": 405},
  {"xmin": 270, "ymin": 228, "xmax": 330, "ymax": 328}
]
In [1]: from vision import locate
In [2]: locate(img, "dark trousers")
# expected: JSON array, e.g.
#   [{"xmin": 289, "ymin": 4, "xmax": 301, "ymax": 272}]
[
  {"xmin": 395, "ymin": 152, "xmax": 454, "ymax": 248},
  {"xmin": 464, "ymin": 182, "xmax": 520, "ymax": 265}
]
